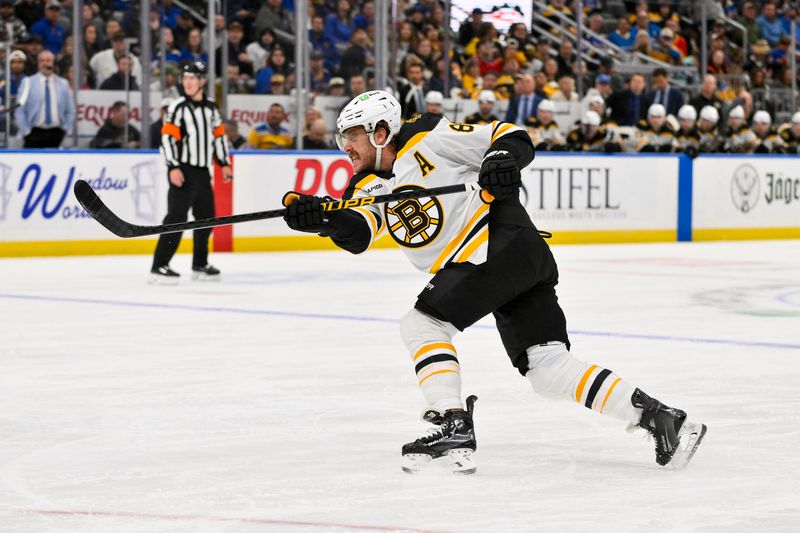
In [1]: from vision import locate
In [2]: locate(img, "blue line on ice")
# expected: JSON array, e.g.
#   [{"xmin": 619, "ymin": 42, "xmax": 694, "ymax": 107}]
[{"xmin": 3, "ymin": 293, "xmax": 799, "ymax": 351}]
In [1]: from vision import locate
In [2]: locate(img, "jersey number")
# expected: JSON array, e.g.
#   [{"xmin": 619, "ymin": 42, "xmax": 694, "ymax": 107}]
[
  {"xmin": 413, "ymin": 150, "xmax": 435, "ymax": 178},
  {"xmin": 448, "ymin": 122, "xmax": 474, "ymax": 133}
]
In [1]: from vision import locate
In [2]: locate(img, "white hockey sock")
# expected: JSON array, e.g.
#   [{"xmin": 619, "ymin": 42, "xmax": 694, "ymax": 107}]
[
  {"xmin": 400, "ymin": 309, "xmax": 463, "ymax": 412},
  {"xmin": 525, "ymin": 343, "xmax": 642, "ymax": 426}
]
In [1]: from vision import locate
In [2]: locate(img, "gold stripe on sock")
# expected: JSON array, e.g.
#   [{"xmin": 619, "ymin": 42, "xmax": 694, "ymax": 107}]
[
  {"xmin": 575, "ymin": 365, "xmax": 598, "ymax": 403},
  {"xmin": 599, "ymin": 377, "xmax": 622, "ymax": 413},
  {"xmin": 418, "ymin": 368, "xmax": 458, "ymax": 385},
  {"xmin": 413, "ymin": 342, "xmax": 456, "ymax": 361}
]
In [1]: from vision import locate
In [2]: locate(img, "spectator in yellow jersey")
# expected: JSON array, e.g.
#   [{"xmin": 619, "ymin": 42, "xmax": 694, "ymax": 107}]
[{"xmin": 248, "ymin": 103, "xmax": 293, "ymax": 149}]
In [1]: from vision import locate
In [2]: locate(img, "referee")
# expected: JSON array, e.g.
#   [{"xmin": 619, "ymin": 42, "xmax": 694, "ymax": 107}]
[{"xmin": 151, "ymin": 62, "xmax": 233, "ymax": 284}]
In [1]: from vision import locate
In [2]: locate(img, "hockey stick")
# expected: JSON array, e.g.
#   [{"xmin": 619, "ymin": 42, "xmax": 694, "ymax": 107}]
[{"xmin": 73, "ymin": 179, "xmax": 489, "ymax": 238}]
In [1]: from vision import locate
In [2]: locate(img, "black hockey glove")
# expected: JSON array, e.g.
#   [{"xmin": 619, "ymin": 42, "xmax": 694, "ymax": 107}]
[
  {"xmin": 282, "ymin": 192, "xmax": 331, "ymax": 234},
  {"xmin": 478, "ymin": 150, "xmax": 521, "ymax": 202}
]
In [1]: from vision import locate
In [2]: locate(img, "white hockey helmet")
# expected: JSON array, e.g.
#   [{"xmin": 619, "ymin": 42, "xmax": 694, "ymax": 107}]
[
  {"xmin": 752, "ymin": 110, "xmax": 771, "ymax": 125},
  {"xmin": 728, "ymin": 105, "xmax": 745, "ymax": 119},
  {"xmin": 538, "ymin": 98, "xmax": 556, "ymax": 113},
  {"xmin": 589, "ymin": 94, "xmax": 605, "ymax": 107},
  {"xmin": 336, "ymin": 90, "xmax": 402, "ymax": 168},
  {"xmin": 678, "ymin": 104, "xmax": 697, "ymax": 121},
  {"xmin": 477, "ymin": 90, "xmax": 496, "ymax": 103},
  {"xmin": 648, "ymin": 103, "xmax": 666, "ymax": 117},
  {"xmin": 581, "ymin": 110, "xmax": 601, "ymax": 126},
  {"xmin": 792, "ymin": 111, "xmax": 800, "ymax": 124},
  {"xmin": 700, "ymin": 105, "xmax": 719, "ymax": 124},
  {"xmin": 425, "ymin": 91, "xmax": 444, "ymax": 104}
]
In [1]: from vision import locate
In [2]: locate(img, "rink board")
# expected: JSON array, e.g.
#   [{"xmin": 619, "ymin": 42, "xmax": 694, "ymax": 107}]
[{"xmin": 0, "ymin": 151, "xmax": 797, "ymax": 257}]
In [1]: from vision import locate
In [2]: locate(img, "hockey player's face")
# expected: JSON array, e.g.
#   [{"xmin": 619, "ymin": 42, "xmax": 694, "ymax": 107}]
[
  {"xmin": 679, "ymin": 118, "xmax": 695, "ymax": 131},
  {"xmin": 753, "ymin": 122, "xmax": 768, "ymax": 136},
  {"xmin": 648, "ymin": 116, "xmax": 665, "ymax": 130},
  {"xmin": 340, "ymin": 127, "xmax": 376, "ymax": 172}
]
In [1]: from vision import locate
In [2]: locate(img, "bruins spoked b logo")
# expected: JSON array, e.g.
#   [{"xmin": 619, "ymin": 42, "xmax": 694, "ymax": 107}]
[{"xmin": 385, "ymin": 185, "xmax": 444, "ymax": 248}]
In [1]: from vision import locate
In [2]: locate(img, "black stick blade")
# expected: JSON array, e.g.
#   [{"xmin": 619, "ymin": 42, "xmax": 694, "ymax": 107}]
[{"xmin": 74, "ymin": 179, "xmax": 141, "ymax": 238}]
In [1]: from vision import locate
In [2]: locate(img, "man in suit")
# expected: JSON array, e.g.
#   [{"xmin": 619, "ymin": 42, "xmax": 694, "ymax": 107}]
[
  {"xmin": 647, "ymin": 68, "xmax": 684, "ymax": 117},
  {"xmin": 504, "ymin": 74, "xmax": 543, "ymax": 126},
  {"xmin": 14, "ymin": 49, "xmax": 75, "ymax": 148},
  {"xmin": 607, "ymin": 73, "xmax": 649, "ymax": 126},
  {"xmin": 398, "ymin": 62, "xmax": 426, "ymax": 120}
]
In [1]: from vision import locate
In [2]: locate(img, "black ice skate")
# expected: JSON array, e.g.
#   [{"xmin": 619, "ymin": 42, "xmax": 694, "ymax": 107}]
[
  {"xmin": 402, "ymin": 395, "xmax": 477, "ymax": 475},
  {"xmin": 632, "ymin": 388, "xmax": 707, "ymax": 469},
  {"xmin": 149, "ymin": 265, "xmax": 180, "ymax": 285},
  {"xmin": 192, "ymin": 264, "xmax": 221, "ymax": 281}
]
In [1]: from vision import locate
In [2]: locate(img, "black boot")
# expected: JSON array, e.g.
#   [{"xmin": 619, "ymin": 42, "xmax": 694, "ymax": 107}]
[
  {"xmin": 402, "ymin": 395, "xmax": 477, "ymax": 474},
  {"xmin": 632, "ymin": 388, "xmax": 707, "ymax": 468}
]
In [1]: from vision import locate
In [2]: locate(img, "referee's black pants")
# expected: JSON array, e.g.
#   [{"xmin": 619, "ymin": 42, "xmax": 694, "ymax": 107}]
[{"xmin": 152, "ymin": 164, "xmax": 215, "ymax": 270}]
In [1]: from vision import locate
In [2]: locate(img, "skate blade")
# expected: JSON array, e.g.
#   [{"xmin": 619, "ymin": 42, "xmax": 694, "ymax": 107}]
[
  {"xmin": 191, "ymin": 272, "xmax": 221, "ymax": 281},
  {"xmin": 669, "ymin": 421, "xmax": 708, "ymax": 470},
  {"xmin": 148, "ymin": 275, "xmax": 179, "ymax": 285},
  {"xmin": 447, "ymin": 448, "xmax": 477, "ymax": 475},
  {"xmin": 401, "ymin": 453, "xmax": 433, "ymax": 474}
]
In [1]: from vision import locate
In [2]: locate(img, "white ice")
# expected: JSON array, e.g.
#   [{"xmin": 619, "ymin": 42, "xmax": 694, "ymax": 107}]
[{"xmin": 1, "ymin": 241, "xmax": 799, "ymax": 533}]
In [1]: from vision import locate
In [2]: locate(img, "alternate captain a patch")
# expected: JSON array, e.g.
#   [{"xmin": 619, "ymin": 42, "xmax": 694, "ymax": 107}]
[{"xmin": 385, "ymin": 185, "xmax": 443, "ymax": 248}]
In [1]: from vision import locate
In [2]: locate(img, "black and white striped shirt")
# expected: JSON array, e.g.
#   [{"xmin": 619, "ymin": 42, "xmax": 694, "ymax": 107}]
[{"xmin": 161, "ymin": 96, "xmax": 231, "ymax": 170}]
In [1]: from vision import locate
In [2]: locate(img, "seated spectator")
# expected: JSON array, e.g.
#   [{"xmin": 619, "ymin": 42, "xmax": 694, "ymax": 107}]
[
  {"xmin": 353, "ymin": 0, "xmax": 374, "ymax": 30},
  {"xmin": 224, "ymin": 119, "xmax": 250, "ymax": 150},
  {"xmin": 458, "ymin": 8, "xmax": 483, "ymax": 48},
  {"xmin": 637, "ymin": 104, "xmax": 676, "ymax": 152},
  {"xmin": 633, "ymin": 9, "xmax": 660, "ymax": 40},
  {"xmin": 173, "ymin": 10, "xmax": 194, "ymax": 50},
  {"xmin": 216, "ymin": 21, "xmax": 253, "ymax": 77},
  {"xmin": 254, "ymin": 45, "xmax": 289, "ymax": 94},
  {"xmin": 746, "ymin": 39, "xmax": 771, "ymax": 71},
  {"xmin": 0, "ymin": 0, "xmax": 29, "ymax": 45},
  {"xmin": 308, "ymin": 51, "xmax": 332, "ymax": 95},
  {"xmin": 424, "ymin": 91, "xmax": 444, "ymax": 114},
  {"xmin": 525, "ymin": 98, "xmax": 566, "ymax": 151},
  {"xmin": 778, "ymin": 112, "xmax": 800, "ymax": 154},
  {"xmin": 90, "ymin": 101, "xmax": 140, "ymax": 148},
  {"xmin": 255, "ymin": 0, "xmax": 294, "ymax": 48},
  {"xmin": 157, "ymin": 28, "xmax": 183, "ymax": 64},
  {"xmin": 475, "ymin": 38, "xmax": 503, "ymax": 76},
  {"xmin": 327, "ymin": 76, "xmax": 346, "ymax": 96},
  {"xmin": 248, "ymin": 103, "xmax": 292, "ymax": 149},
  {"xmin": 737, "ymin": 1, "xmax": 763, "ymax": 47},
  {"xmin": 767, "ymin": 35, "xmax": 792, "ymax": 74},
  {"xmin": 550, "ymin": 75, "xmax": 579, "ymax": 102},
  {"xmin": 757, "ymin": 1, "xmax": 786, "ymax": 46},
  {"xmin": 269, "ymin": 73, "xmax": 286, "ymax": 95},
  {"xmin": 339, "ymin": 27, "xmax": 373, "ymax": 81},
  {"xmin": 325, "ymin": 0, "xmax": 354, "ymax": 48},
  {"xmin": 751, "ymin": 111, "xmax": 784, "ymax": 153},
  {"xmin": 299, "ymin": 118, "xmax": 332, "ymax": 150},
  {"xmin": 707, "ymin": 49, "xmax": 728, "ymax": 74},
  {"xmin": 99, "ymin": 55, "xmax": 140, "ymax": 91},
  {"xmin": 464, "ymin": 90, "xmax": 500, "ymax": 125},
  {"xmin": 609, "ymin": 17, "xmax": 637, "ymax": 51},
  {"xmin": 30, "ymin": 1, "xmax": 66, "ymax": 55},
  {"xmin": 149, "ymin": 98, "xmax": 171, "ymax": 149},
  {"xmin": 651, "ymin": 28, "xmax": 683, "ymax": 64},
  {"xmin": 247, "ymin": 28, "xmax": 275, "ymax": 70},
  {"xmin": 90, "ymin": 31, "xmax": 143, "ymax": 88},
  {"xmin": 179, "ymin": 28, "xmax": 208, "ymax": 66},
  {"xmin": 308, "ymin": 16, "xmax": 339, "ymax": 72},
  {"xmin": 348, "ymin": 73, "xmax": 367, "ymax": 98},
  {"xmin": 607, "ymin": 73, "xmax": 648, "ymax": 126},
  {"xmin": 723, "ymin": 106, "xmax": 758, "ymax": 153},
  {"xmin": 697, "ymin": 105, "xmax": 722, "ymax": 153},
  {"xmin": 556, "ymin": 41, "xmax": 576, "ymax": 78}
]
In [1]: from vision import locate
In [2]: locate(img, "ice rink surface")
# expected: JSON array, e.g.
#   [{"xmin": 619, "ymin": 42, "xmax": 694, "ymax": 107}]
[{"xmin": 1, "ymin": 240, "xmax": 799, "ymax": 533}]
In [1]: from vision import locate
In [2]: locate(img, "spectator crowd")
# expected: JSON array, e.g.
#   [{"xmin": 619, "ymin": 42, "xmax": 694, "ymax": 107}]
[{"xmin": 0, "ymin": 0, "xmax": 799, "ymax": 153}]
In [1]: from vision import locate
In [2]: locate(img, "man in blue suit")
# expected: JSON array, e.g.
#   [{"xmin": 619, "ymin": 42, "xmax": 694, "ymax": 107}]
[
  {"xmin": 14, "ymin": 50, "xmax": 75, "ymax": 148},
  {"xmin": 647, "ymin": 68, "xmax": 684, "ymax": 118},
  {"xmin": 504, "ymin": 74, "xmax": 543, "ymax": 126}
]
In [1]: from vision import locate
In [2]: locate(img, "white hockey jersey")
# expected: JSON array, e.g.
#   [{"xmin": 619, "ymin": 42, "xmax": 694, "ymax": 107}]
[{"xmin": 342, "ymin": 114, "xmax": 527, "ymax": 274}]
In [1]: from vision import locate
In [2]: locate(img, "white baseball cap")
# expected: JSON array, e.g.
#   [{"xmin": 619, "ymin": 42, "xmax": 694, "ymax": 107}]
[
  {"xmin": 752, "ymin": 110, "xmax": 771, "ymax": 124},
  {"xmin": 477, "ymin": 90, "xmax": 496, "ymax": 103},
  {"xmin": 648, "ymin": 103, "xmax": 666, "ymax": 117},
  {"xmin": 700, "ymin": 105, "xmax": 719, "ymax": 124},
  {"xmin": 581, "ymin": 110, "xmax": 601, "ymax": 126},
  {"xmin": 538, "ymin": 99, "xmax": 555, "ymax": 112},
  {"xmin": 678, "ymin": 105, "xmax": 697, "ymax": 121},
  {"xmin": 728, "ymin": 105, "xmax": 745, "ymax": 119},
  {"xmin": 425, "ymin": 91, "xmax": 444, "ymax": 105}
]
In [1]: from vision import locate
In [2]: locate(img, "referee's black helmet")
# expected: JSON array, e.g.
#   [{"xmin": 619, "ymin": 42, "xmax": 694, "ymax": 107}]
[{"xmin": 181, "ymin": 61, "xmax": 208, "ymax": 79}]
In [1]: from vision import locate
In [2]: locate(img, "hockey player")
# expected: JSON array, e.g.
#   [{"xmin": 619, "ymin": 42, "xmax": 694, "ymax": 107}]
[
  {"xmin": 524, "ymin": 99, "xmax": 566, "ymax": 151},
  {"xmin": 565, "ymin": 110, "xmax": 619, "ymax": 152},
  {"xmin": 636, "ymin": 104, "xmax": 676, "ymax": 153},
  {"xmin": 697, "ymin": 105, "xmax": 722, "ymax": 153},
  {"xmin": 778, "ymin": 112, "xmax": 800, "ymax": 154},
  {"xmin": 675, "ymin": 105, "xmax": 701, "ymax": 157},
  {"xmin": 722, "ymin": 106, "xmax": 758, "ymax": 153},
  {"xmin": 751, "ymin": 111, "xmax": 785, "ymax": 154},
  {"xmin": 464, "ymin": 90, "xmax": 500, "ymax": 125},
  {"xmin": 281, "ymin": 91, "xmax": 706, "ymax": 474}
]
